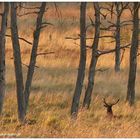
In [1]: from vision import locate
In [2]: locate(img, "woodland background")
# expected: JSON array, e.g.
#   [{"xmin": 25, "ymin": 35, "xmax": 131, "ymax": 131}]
[{"xmin": 0, "ymin": 2, "xmax": 140, "ymax": 137}]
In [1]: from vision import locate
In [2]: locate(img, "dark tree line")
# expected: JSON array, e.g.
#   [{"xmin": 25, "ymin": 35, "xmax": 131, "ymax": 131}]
[
  {"xmin": 71, "ymin": 2, "xmax": 139, "ymax": 117},
  {"xmin": 0, "ymin": 2, "xmax": 139, "ymax": 123},
  {"xmin": 11, "ymin": 2, "xmax": 47, "ymax": 122},
  {"xmin": 0, "ymin": 2, "xmax": 47, "ymax": 123}
]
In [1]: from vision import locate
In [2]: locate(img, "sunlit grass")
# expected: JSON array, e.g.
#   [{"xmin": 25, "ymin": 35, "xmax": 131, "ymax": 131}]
[{"xmin": 0, "ymin": 2, "xmax": 139, "ymax": 138}]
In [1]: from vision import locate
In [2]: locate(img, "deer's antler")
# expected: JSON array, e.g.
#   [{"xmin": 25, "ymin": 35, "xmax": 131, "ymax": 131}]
[
  {"xmin": 103, "ymin": 98, "xmax": 119, "ymax": 107},
  {"xmin": 103, "ymin": 98, "xmax": 109, "ymax": 107},
  {"xmin": 111, "ymin": 99, "xmax": 120, "ymax": 106}
]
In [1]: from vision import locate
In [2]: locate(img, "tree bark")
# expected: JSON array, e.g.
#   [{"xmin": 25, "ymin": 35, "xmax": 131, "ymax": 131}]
[
  {"xmin": 82, "ymin": 2, "xmax": 100, "ymax": 109},
  {"xmin": 126, "ymin": 3, "xmax": 139, "ymax": 105},
  {"xmin": 71, "ymin": 2, "xmax": 87, "ymax": 117},
  {"xmin": 24, "ymin": 2, "xmax": 46, "ymax": 113},
  {"xmin": 115, "ymin": 2, "xmax": 121, "ymax": 72},
  {"xmin": 11, "ymin": 2, "xmax": 25, "ymax": 122},
  {"xmin": 0, "ymin": 3, "xmax": 9, "ymax": 114}
]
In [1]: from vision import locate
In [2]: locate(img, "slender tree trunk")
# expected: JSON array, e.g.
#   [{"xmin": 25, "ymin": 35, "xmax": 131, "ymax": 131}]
[
  {"xmin": 82, "ymin": 2, "xmax": 100, "ymax": 109},
  {"xmin": 126, "ymin": 3, "xmax": 139, "ymax": 105},
  {"xmin": 0, "ymin": 3, "xmax": 9, "ymax": 115},
  {"xmin": 115, "ymin": 2, "xmax": 121, "ymax": 72},
  {"xmin": 24, "ymin": 3, "xmax": 46, "ymax": 113},
  {"xmin": 11, "ymin": 2, "xmax": 25, "ymax": 122},
  {"xmin": 71, "ymin": 2, "xmax": 87, "ymax": 117}
]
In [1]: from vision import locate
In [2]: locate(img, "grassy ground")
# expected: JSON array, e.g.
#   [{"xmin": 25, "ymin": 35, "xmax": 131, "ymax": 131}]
[{"xmin": 0, "ymin": 2, "xmax": 140, "ymax": 138}]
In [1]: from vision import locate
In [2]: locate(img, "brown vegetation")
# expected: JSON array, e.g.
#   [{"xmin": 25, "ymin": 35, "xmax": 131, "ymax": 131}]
[{"xmin": 0, "ymin": 2, "xmax": 140, "ymax": 138}]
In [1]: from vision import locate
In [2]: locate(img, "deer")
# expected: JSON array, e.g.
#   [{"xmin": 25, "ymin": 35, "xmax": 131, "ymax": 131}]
[{"xmin": 103, "ymin": 98, "xmax": 120, "ymax": 119}]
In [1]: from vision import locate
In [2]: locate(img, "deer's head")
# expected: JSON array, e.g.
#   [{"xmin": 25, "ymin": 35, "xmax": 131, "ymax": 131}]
[{"xmin": 103, "ymin": 98, "xmax": 119, "ymax": 117}]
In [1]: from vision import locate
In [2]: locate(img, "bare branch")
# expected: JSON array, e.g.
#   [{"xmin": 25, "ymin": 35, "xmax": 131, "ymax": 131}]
[
  {"xmin": 41, "ymin": 22, "xmax": 53, "ymax": 26},
  {"xmin": 39, "ymin": 22, "xmax": 53, "ymax": 30},
  {"xmin": 65, "ymin": 37, "xmax": 80, "ymax": 40},
  {"xmin": 121, "ymin": 23, "xmax": 133, "ymax": 27},
  {"xmin": 107, "ymin": 20, "xmax": 116, "ymax": 26},
  {"xmin": 65, "ymin": 35, "xmax": 115, "ymax": 41},
  {"xmin": 127, "ymin": 4, "xmax": 133, "ymax": 16},
  {"xmin": 119, "ymin": 2, "xmax": 129, "ymax": 15},
  {"xmin": 106, "ymin": 37, "xmax": 123, "ymax": 43},
  {"xmin": 19, "ymin": 5, "xmax": 40, "ymax": 10},
  {"xmin": 97, "ymin": 43, "xmax": 131, "ymax": 57},
  {"xmin": 65, "ymin": 36, "xmax": 93, "ymax": 40},
  {"xmin": 22, "ymin": 62, "xmax": 39, "ymax": 68},
  {"xmin": 88, "ymin": 15, "xmax": 95, "ymax": 26},
  {"xmin": 99, "ymin": 35, "xmax": 115, "ymax": 39},
  {"xmin": 6, "ymin": 34, "xmax": 32, "ymax": 45},
  {"xmin": 100, "ymin": 25, "xmax": 116, "ymax": 31},
  {"xmin": 100, "ymin": 6, "xmax": 116, "ymax": 16},
  {"xmin": 100, "ymin": 11, "xmax": 108, "ymax": 19},
  {"xmin": 120, "ymin": 49, "xmax": 125, "ymax": 64},
  {"xmin": 120, "ymin": 20, "xmax": 133, "ymax": 25},
  {"xmin": 54, "ymin": 3, "xmax": 62, "ymax": 20},
  {"xmin": 10, "ymin": 57, "xmax": 39, "ymax": 68},
  {"xmin": 36, "ymin": 52, "xmax": 55, "ymax": 56},
  {"xmin": 17, "ymin": 11, "xmax": 38, "ymax": 17}
]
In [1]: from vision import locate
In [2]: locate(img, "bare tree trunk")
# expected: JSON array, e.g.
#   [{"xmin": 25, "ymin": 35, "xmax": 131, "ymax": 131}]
[
  {"xmin": 82, "ymin": 2, "xmax": 100, "ymax": 109},
  {"xmin": 126, "ymin": 3, "xmax": 139, "ymax": 105},
  {"xmin": 71, "ymin": 2, "xmax": 87, "ymax": 117},
  {"xmin": 24, "ymin": 2, "xmax": 46, "ymax": 112},
  {"xmin": 115, "ymin": 2, "xmax": 121, "ymax": 72},
  {"xmin": 11, "ymin": 2, "xmax": 25, "ymax": 122},
  {"xmin": 0, "ymin": 3, "xmax": 9, "ymax": 115}
]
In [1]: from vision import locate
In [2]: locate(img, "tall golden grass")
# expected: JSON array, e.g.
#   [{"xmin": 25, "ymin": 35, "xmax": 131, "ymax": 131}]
[{"xmin": 0, "ymin": 2, "xmax": 140, "ymax": 137}]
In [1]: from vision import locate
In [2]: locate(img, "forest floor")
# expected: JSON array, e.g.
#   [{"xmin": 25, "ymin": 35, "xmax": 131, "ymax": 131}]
[{"xmin": 0, "ymin": 2, "xmax": 140, "ymax": 138}]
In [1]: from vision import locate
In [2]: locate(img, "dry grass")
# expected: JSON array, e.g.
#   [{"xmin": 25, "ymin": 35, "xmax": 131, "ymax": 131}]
[{"xmin": 0, "ymin": 2, "xmax": 140, "ymax": 138}]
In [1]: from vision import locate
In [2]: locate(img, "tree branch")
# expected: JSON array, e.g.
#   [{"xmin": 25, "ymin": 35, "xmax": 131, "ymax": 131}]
[
  {"xmin": 41, "ymin": 22, "xmax": 53, "ymax": 26},
  {"xmin": 19, "ymin": 5, "xmax": 40, "ymax": 10},
  {"xmin": 17, "ymin": 11, "xmax": 38, "ymax": 17},
  {"xmin": 97, "ymin": 43, "xmax": 131, "ymax": 56},
  {"xmin": 6, "ymin": 34, "xmax": 32, "ymax": 45},
  {"xmin": 10, "ymin": 57, "xmax": 39, "ymax": 68},
  {"xmin": 36, "ymin": 52, "xmax": 55, "ymax": 56},
  {"xmin": 120, "ymin": 20, "xmax": 132, "ymax": 24},
  {"xmin": 88, "ymin": 15, "xmax": 95, "ymax": 26},
  {"xmin": 38, "ymin": 22, "xmax": 53, "ymax": 30},
  {"xmin": 65, "ymin": 36, "xmax": 93, "ymax": 40},
  {"xmin": 120, "ymin": 49, "xmax": 126, "ymax": 64},
  {"xmin": 99, "ymin": 35, "xmax": 115, "ymax": 39},
  {"xmin": 22, "ymin": 62, "xmax": 39, "ymax": 68},
  {"xmin": 100, "ymin": 6, "xmax": 116, "ymax": 16}
]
